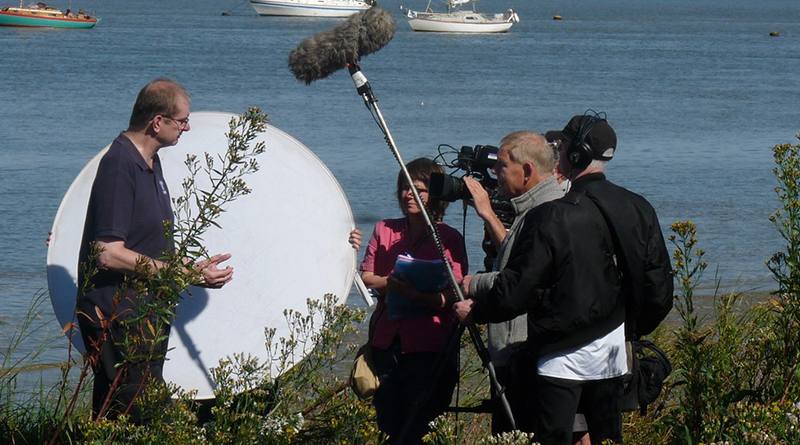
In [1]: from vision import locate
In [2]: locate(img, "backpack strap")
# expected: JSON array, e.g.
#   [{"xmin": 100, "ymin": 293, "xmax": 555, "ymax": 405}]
[
  {"xmin": 566, "ymin": 189, "xmax": 618, "ymax": 268},
  {"xmin": 566, "ymin": 189, "xmax": 642, "ymax": 340}
]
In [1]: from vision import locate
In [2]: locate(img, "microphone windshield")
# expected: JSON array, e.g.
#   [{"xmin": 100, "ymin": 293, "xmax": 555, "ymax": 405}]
[{"xmin": 288, "ymin": 5, "xmax": 396, "ymax": 85}]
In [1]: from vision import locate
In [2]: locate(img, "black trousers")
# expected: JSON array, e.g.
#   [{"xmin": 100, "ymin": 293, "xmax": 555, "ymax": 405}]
[
  {"xmin": 490, "ymin": 364, "xmax": 535, "ymax": 435},
  {"xmin": 78, "ymin": 309, "xmax": 170, "ymax": 424},
  {"xmin": 534, "ymin": 375, "xmax": 624, "ymax": 445},
  {"xmin": 371, "ymin": 340, "xmax": 458, "ymax": 445}
]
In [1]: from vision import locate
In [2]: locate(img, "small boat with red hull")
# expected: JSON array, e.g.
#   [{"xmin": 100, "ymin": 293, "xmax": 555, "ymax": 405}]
[{"xmin": 0, "ymin": 1, "xmax": 99, "ymax": 28}]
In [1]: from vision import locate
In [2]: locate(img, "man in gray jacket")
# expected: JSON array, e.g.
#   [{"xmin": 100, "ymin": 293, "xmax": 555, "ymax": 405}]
[{"xmin": 461, "ymin": 130, "xmax": 566, "ymax": 433}]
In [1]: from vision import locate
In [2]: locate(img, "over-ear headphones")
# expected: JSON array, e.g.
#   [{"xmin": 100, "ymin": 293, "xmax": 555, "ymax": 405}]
[{"xmin": 567, "ymin": 114, "xmax": 605, "ymax": 169}]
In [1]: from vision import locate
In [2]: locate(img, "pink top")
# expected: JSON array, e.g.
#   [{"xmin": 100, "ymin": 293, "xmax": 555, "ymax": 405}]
[{"xmin": 360, "ymin": 218, "xmax": 468, "ymax": 354}]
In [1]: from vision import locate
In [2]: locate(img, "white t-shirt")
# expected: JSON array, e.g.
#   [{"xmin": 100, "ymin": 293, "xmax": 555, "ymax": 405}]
[{"xmin": 537, "ymin": 323, "xmax": 627, "ymax": 381}]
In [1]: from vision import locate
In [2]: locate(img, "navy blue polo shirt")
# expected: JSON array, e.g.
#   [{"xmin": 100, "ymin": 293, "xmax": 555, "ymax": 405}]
[{"xmin": 77, "ymin": 133, "xmax": 175, "ymax": 319}]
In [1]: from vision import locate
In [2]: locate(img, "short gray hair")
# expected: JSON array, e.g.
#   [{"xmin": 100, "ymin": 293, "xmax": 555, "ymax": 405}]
[
  {"xmin": 588, "ymin": 158, "xmax": 608, "ymax": 171},
  {"xmin": 500, "ymin": 131, "xmax": 555, "ymax": 176}
]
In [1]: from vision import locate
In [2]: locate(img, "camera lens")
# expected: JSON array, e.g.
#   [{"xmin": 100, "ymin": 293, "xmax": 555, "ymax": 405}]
[{"xmin": 430, "ymin": 172, "xmax": 465, "ymax": 202}]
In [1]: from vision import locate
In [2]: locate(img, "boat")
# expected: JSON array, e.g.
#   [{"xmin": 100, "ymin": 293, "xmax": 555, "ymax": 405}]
[
  {"xmin": 248, "ymin": 0, "xmax": 373, "ymax": 17},
  {"xmin": 0, "ymin": 1, "xmax": 98, "ymax": 28},
  {"xmin": 401, "ymin": 0, "xmax": 519, "ymax": 33}
]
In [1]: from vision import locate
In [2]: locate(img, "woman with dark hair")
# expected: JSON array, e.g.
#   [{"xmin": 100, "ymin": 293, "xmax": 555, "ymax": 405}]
[{"xmin": 358, "ymin": 157, "xmax": 468, "ymax": 444}]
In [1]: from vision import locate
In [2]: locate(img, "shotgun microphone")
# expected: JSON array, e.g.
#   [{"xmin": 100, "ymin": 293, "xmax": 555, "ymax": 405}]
[{"xmin": 287, "ymin": 5, "xmax": 396, "ymax": 85}]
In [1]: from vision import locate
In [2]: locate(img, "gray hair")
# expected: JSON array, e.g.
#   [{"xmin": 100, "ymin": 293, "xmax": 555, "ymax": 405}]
[
  {"xmin": 588, "ymin": 158, "xmax": 609, "ymax": 171},
  {"xmin": 500, "ymin": 131, "xmax": 555, "ymax": 176}
]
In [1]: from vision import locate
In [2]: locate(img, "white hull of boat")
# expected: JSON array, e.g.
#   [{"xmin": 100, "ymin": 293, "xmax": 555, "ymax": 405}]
[
  {"xmin": 249, "ymin": 0, "xmax": 370, "ymax": 17},
  {"xmin": 404, "ymin": 9, "xmax": 518, "ymax": 33}
]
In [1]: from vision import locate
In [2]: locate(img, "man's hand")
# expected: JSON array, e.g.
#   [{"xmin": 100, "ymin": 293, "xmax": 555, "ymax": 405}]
[
  {"xmin": 453, "ymin": 299, "xmax": 476, "ymax": 325},
  {"xmin": 464, "ymin": 177, "xmax": 508, "ymax": 250},
  {"xmin": 463, "ymin": 177, "xmax": 493, "ymax": 219},
  {"xmin": 195, "ymin": 253, "xmax": 234, "ymax": 288},
  {"xmin": 460, "ymin": 274, "xmax": 473, "ymax": 298}
]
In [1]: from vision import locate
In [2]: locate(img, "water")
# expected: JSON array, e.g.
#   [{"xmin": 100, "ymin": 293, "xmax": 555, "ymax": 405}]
[{"xmin": 1, "ymin": 0, "xmax": 799, "ymax": 379}]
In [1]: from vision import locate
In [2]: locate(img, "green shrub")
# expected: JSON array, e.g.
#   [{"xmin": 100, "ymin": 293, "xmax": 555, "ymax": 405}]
[{"xmin": 12, "ymin": 124, "xmax": 800, "ymax": 445}]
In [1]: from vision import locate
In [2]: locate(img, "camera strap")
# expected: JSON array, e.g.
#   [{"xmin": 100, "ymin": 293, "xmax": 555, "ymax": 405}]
[{"xmin": 407, "ymin": 228, "xmax": 431, "ymax": 258}]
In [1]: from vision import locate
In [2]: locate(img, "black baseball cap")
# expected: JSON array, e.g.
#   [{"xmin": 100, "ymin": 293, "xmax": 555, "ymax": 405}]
[{"xmin": 546, "ymin": 115, "xmax": 617, "ymax": 160}]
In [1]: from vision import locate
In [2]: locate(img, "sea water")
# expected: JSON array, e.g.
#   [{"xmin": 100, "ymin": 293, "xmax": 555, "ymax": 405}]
[{"xmin": 1, "ymin": 0, "xmax": 799, "ymax": 379}]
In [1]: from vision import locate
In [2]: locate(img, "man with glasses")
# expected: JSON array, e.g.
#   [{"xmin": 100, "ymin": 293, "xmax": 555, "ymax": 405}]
[{"xmin": 76, "ymin": 78, "xmax": 234, "ymax": 423}]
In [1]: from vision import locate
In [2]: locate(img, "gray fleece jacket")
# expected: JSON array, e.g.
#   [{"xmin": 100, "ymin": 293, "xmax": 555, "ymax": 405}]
[{"xmin": 469, "ymin": 175, "xmax": 567, "ymax": 367}]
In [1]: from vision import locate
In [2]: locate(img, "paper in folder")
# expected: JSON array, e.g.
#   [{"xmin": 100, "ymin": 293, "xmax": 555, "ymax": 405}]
[{"xmin": 385, "ymin": 254, "xmax": 448, "ymax": 321}]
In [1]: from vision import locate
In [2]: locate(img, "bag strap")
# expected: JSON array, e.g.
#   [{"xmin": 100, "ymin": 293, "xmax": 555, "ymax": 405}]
[
  {"xmin": 367, "ymin": 301, "xmax": 386, "ymax": 342},
  {"xmin": 638, "ymin": 339, "xmax": 672, "ymax": 374},
  {"xmin": 569, "ymin": 189, "xmax": 617, "ymax": 266},
  {"xmin": 408, "ymin": 229, "xmax": 431, "ymax": 257},
  {"xmin": 633, "ymin": 339, "xmax": 672, "ymax": 415},
  {"xmin": 568, "ymin": 189, "xmax": 643, "ymax": 340}
]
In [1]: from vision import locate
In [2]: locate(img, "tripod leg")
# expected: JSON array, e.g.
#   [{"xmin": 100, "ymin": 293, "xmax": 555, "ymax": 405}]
[{"xmin": 466, "ymin": 324, "xmax": 516, "ymax": 431}]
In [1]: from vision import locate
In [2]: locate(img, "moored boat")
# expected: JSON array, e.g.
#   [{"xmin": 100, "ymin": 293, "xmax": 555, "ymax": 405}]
[
  {"xmin": 0, "ymin": 1, "xmax": 98, "ymax": 28},
  {"xmin": 401, "ymin": 0, "xmax": 519, "ymax": 33},
  {"xmin": 248, "ymin": 0, "xmax": 373, "ymax": 17}
]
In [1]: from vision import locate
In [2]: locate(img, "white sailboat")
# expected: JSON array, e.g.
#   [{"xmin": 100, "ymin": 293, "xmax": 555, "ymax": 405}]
[
  {"xmin": 401, "ymin": 0, "xmax": 519, "ymax": 33},
  {"xmin": 249, "ymin": 0, "xmax": 372, "ymax": 17}
]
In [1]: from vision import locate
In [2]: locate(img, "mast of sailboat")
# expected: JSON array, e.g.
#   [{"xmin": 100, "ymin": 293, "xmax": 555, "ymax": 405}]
[
  {"xmin": 448, "ymin": 0, "xmax": 475, "ymax": 13},
  {"xmin": 423, "ymin": 0, "xmax": 434, "ymax": 13}
]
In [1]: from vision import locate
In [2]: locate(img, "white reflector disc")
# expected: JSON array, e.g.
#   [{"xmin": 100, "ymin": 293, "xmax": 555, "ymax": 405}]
[{"xmin": 47, "ymin": 111, "xmax": 356, "ymax": 399}]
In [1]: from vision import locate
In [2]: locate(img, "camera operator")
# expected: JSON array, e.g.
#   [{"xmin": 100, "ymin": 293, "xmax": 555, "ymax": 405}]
[
  {"xmin": 461, "ymin": 131, "xmax": 566, "ymax": 434},
  {"xmin": 455, "ymin": 113, "xmax": 673, "ymax": 445}
]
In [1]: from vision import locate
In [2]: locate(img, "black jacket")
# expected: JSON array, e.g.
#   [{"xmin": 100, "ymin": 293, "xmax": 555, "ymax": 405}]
[
  {"xmin": 577, "ymin": 173, "xmax": 674, "ymax": 338},
  {"xmin": 472, "ymin": 173, "xmax": 673, "ymax": 355}
]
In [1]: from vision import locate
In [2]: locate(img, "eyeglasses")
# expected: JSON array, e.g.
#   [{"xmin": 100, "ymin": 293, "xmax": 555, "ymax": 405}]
[
  {"xmin": 401, "ymin": 184, "xmax": 428, "ymax": 195},
  {"xmin": 162, "ymin": 115, "xmax": 190, "ymax": 130}
]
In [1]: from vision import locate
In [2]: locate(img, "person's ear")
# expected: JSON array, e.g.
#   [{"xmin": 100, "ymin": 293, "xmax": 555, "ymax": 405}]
[
  {"xmin": 151, "ymin": 115, "xmax": 165, "ymax": 133},
  {"xmin": 522, "ymin": 162, "xmax": 534, "ymax": 183}
]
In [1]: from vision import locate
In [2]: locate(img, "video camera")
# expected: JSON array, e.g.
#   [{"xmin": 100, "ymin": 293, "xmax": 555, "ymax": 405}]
[
  {"xmin": 430, "ymin": 144, "xmax": 515, "ymax": 271},
  {"xmin": 430, "ymin": 144, "xmax": 499, "ymax": 202}
]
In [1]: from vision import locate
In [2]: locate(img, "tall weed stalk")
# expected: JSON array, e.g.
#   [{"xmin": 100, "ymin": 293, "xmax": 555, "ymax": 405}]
[
  {"xmin": 0, "ymin": 291, "xmax": 71, "ymax": 444},
  {"xmin": 765, "ymin": 137, "xmax": 800, "ymax": 402},
  {"xmin": 651, "ymin": 223, "xmax": 765, "ymax": 444}
]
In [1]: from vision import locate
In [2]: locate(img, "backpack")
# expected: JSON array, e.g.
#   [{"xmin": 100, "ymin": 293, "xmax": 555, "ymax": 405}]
[{"xmin": 621, "ymin": 339, "xmax": 672, "ymax": 415}]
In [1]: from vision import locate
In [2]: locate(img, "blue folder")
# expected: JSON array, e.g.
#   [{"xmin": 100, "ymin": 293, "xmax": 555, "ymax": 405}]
[{"xmin": 385, "ymin": 254, "xmax": 449, "ymax": 321}]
